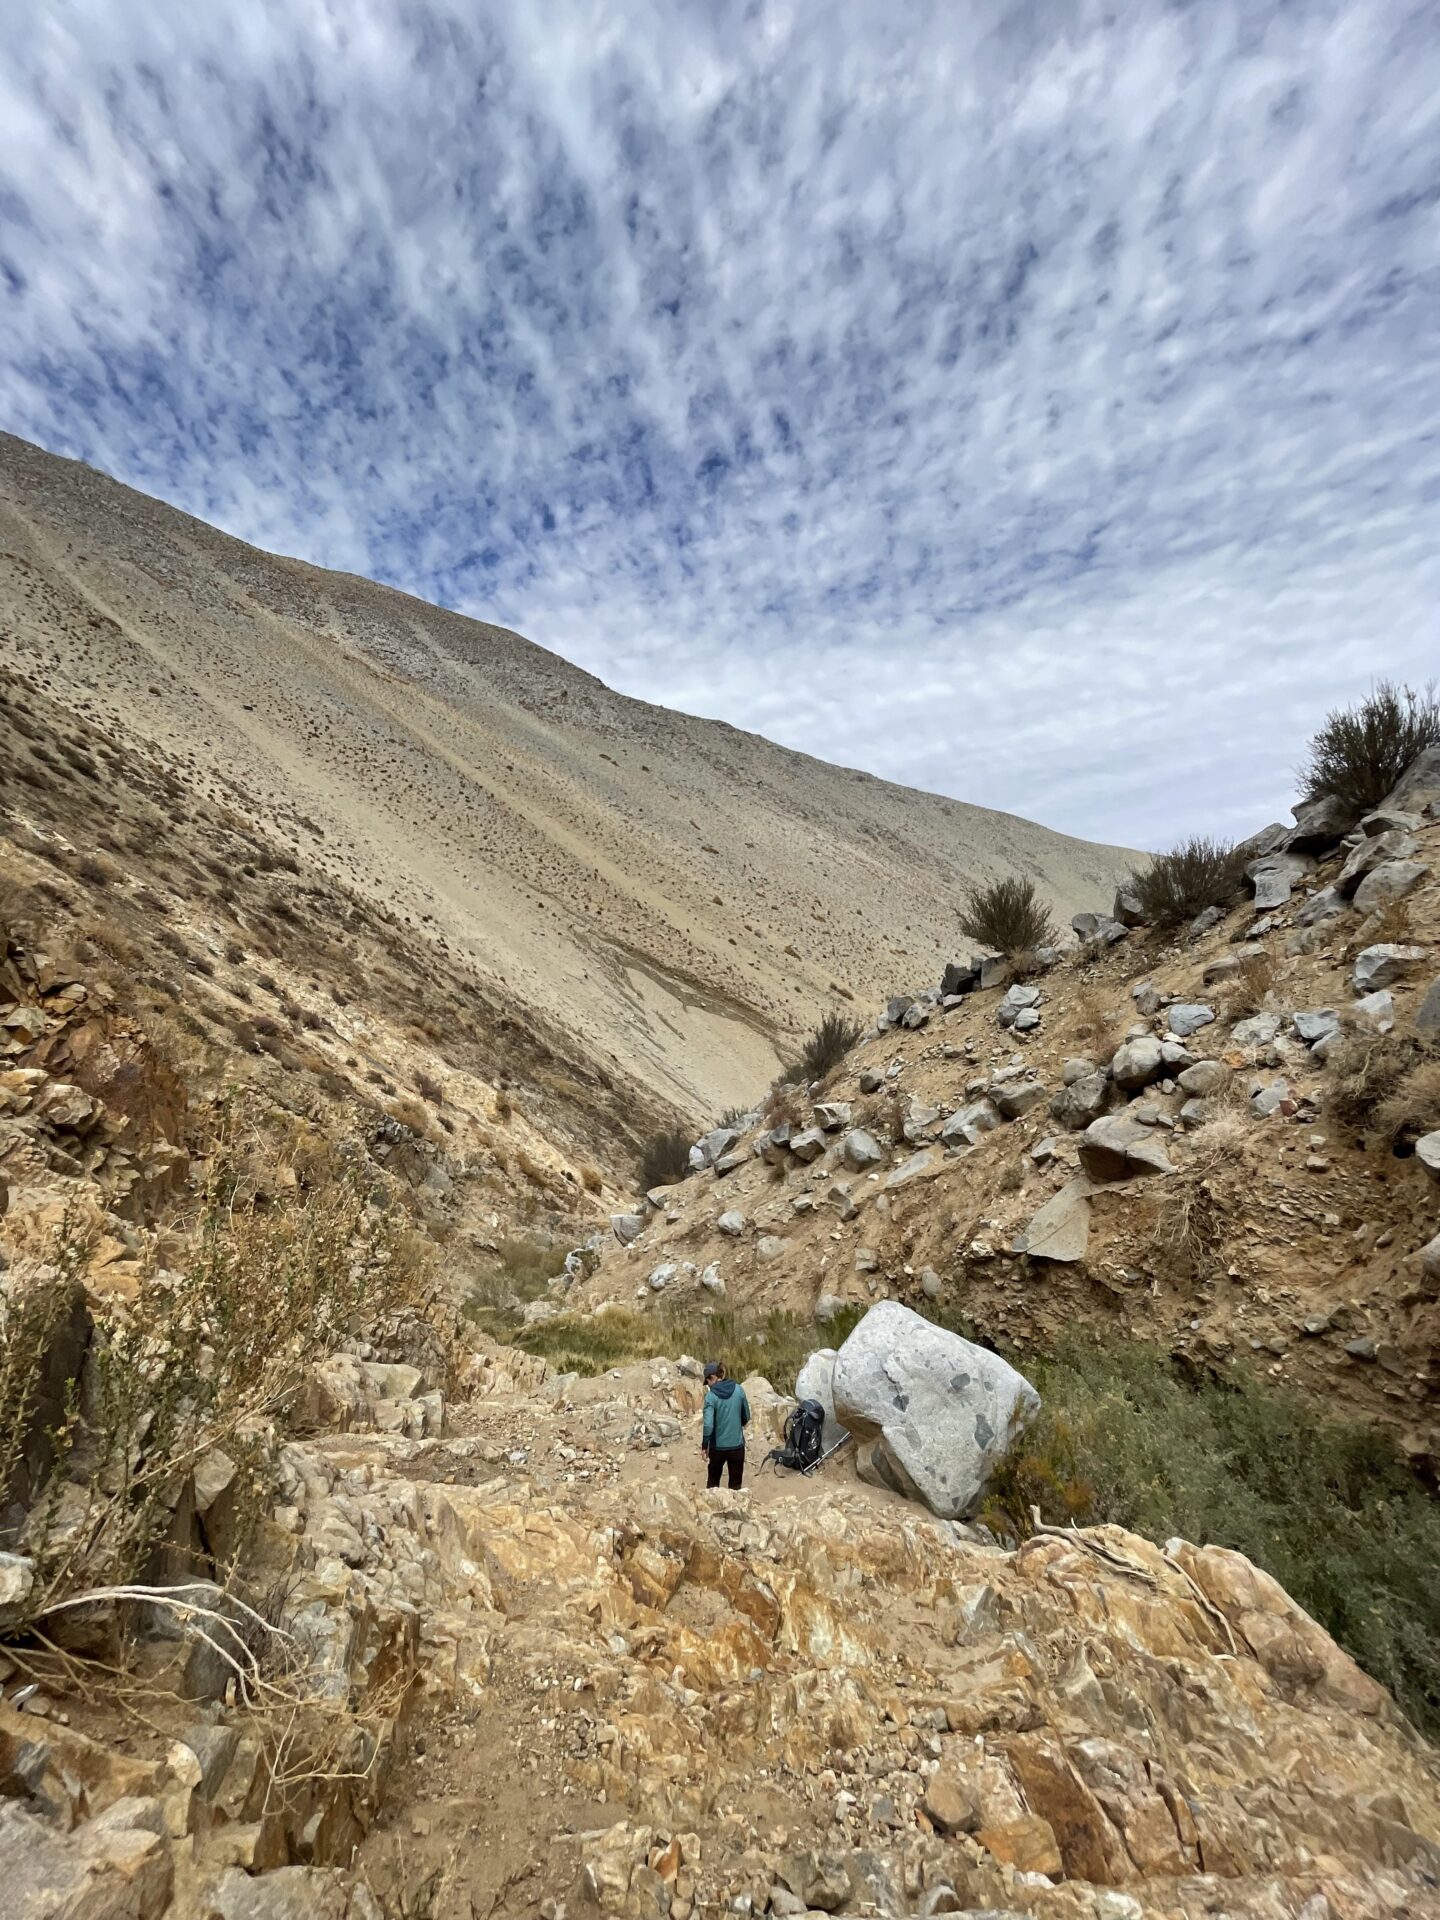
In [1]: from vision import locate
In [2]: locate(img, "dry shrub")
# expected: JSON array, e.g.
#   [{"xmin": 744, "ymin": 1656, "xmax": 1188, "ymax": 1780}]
[
  {"xmin": 762, "ymin": 1084, "xmax": 803, "ymax": 1128},
  {"xmin": 388, "ymin": 1096, "xmax": 432, "ymax": 1138},
  {"xmin": 579, "ymin": 1163, "xmax": 603, "ymax": 1194},
  {"xmin": 1374, "ymin": 1055, "xmax": 1440, "ymax": 1150},
  {"xmin": 797, "ymin": 1010, "xmax": 865, "ymax": 1081},
  {"xmin": 1070, "ymin": 982, "xmax": 1122, "ymax": 1059},
  {"xmin": 958, "ymin": 874, "xmax": 1056, "ymax": 955},
  {"xmin": 415, "ymin": 1070, "xmax": 444, "ymax": 1106},
  {"xmin": 1128, "ymin": 836, "xmax": 1247, "ymax": 929},
  {"xmin": 638, "ymin": 1127, "xmax": 691, "ymax": 1189},
  {"xmin": 1346, "ymin": 895, "xmax": 1412, "ymax": 959},
  {"xmin": 1326, "ymin": 1030, "xmax": 1432, "ymax": 1132},
  {"xmin": 1224, "ymin": 949, "xmax": 1276, "ymax": 1019},
  {"xmin": 1300, "ymin": 678, "xmax": 1440, "ymax": 812},
  {"xmin": 1, "ymin": 1144, "xmax": 429, "ymax": 1626}
]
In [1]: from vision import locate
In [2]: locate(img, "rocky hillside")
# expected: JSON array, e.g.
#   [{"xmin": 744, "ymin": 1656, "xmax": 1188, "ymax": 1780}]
[
  {"xmin": 0, "ymin": 430, "xmax": 1135, "ymax": 1117},
  {"xmin": 568, "ymin": 751, "xmax": 1440, "ymax": 1460}
]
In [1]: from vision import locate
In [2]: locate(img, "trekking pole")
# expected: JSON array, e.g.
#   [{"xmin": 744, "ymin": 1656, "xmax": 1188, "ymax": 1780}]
[{"xmin": 803, "ymin": 1433, "xmax": 851, "ymax": 1477}]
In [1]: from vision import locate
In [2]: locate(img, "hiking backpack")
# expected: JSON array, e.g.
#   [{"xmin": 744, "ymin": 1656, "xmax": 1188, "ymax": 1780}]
[{"xmin": 765, "ymin": 1397, "xmax": 827, "ymax": 1473}]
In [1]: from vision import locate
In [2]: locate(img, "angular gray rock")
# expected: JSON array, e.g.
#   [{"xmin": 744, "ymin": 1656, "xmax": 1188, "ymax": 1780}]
[
  {"xmin": 1110, "ymin": 1035, "xmax": 1165, "ymax": 1091},
  {"xmin": 885, "ymin": 995, "xmax": 914, "ymax": 1026},
  {"xmin": 831, "ymin": 1301, "xmax": 1040, "ymax": 1518},
  {"xmin": 885, "ymin": 1147, "xmax": 938, "ymax": 1188},
  {"xmin": 812, "ymin": 1100, "xmax": 852, "ymax": 1131},
  {"xmin": 1292, "ymin": 1008, "xmax": 1341, "ymax": 1045},
  {"xmin": 611, "ymin": 1212, "xmax": 646, "ymax": 1246},
  {"xmin": 1247, "ymin": 852, "xmax": 1313, "ymax": 911},
  {"xmin": 1360, "ymin": 806, "xmax": 1423, "ymax": 837},
  {"xmin": 901, "ymin": 1002, "xmax": 931, "ymax": 1030},
  {"xmin": 1417, "ymin": 1132, "xmax": 1440, "ymax": 1178},
  {"xmin": 1049, "ymin": 1072, "xmax": 1108, "ymax": 1130},
  {"xmin": 1381, "ymin": 742, "xmax": 1440, "ymax": 813},
  {"xmin": 1251, "ymin": 1080, "xmax": 1292, "ymax": 1117},
  {"xmin": 1355, "ymin": 989, "xmax": 1395, "ymax": 1032},
  {"xmin": 756, "ymin": 1235, "xmax": 786, "ymax": 1263},
  {"xmin": 1336, "ymin": 830, "xmax": 1418, "ymax": 897},
  {"xmin": 1416, "ymin": 979, "xmax": 1440, "ymax": 1036},
  {"xmin": 795, "ymin": 1348, "xmax": 849, "ymax": 1452},
  {"xmin": 713, "ymin": 1146, "xmax": 750, "ymax": 1176},
  {"xmin": 1420, "ymin": 1233, "xmax": 1440, "ymax": 1287},
  {"xmin": 789, "ymin": 1127, "xmax": 827, "ymax": 1162},
  {"xmin": 997, "ymin": 983, "xmax": 1041, "ymax": 1028},
  {"xmin": 940, "ymin": 959, "xmax": 982, "ymax": 996},
  {"xmin": 858, "ymin": 1068, "xmax": 885, "ymax": 1094},
  {"xmin": 699, "ymin": 1263, "xmax": 725, "ymax": 1296},
  {"xmin": 1072, "ymin": 911, "xmax": 1128, "ymax": 945},
  {"xmin": 1015, "ymin": 1179, "xmax": 1091, "ymax": 1263},
  {"xmin": 1112, "ymin": 882, "xmax": 1146, "ymax": 927},
  {"xmin": 841, "ymin": 1128, "xmax": 885, "ymax": 1171},
  {"xmin": 1294, "ymin": 884, "xmax": 1346, "ymax": 927},
  {"xmin": 1353, "ymin": 860, "xmax": 1430, "ymax": 913},
  {"xmin": 941, "ymin": 1099, "xmax": 1001, "ymax": 1146},
  {"xmin": 1286, "ymin": 791, "xmax": 1361, "ymax": 851},
  {"xmin": 717, "ymin": 1209, "xmax": 746, "ymax": 1236},
  {"xmin": 1353, "ymin": 944, "xmax": 1427, "ymax": 993},
  {"xmin": 1166, "ymin": 1003, "xmax": 1215, "ymax": 1039},
  {"xmin": 1230, "ymin": 1012, "xmax": 1282, "ymax": 1052},
  {"xmin": 1062, "ymin": 1056, "xmax": 1099, "ymax": 1085},
  {"xmin": 1013, "ymin": 1006, "xmax": 1041, "ymax": 1032},
  {"xmin": 1078, "ymin": 1114, "xmax": 1174, "ymax": 1181},
  {"xmin": 990, "ymin": 1078, "xmax": 1046, "ymax": 1120},
  {"xmin": 690, "ymin": 1125, "xmax": 740, "ymax": 1171}
]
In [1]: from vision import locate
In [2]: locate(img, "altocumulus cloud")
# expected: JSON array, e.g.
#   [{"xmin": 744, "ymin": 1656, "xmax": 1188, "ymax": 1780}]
[{"xmin": 1, "ymin": 0, "xmax": 1437, "ymax": 845}]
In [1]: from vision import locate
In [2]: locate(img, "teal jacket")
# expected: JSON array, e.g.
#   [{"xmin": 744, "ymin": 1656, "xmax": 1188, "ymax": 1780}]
[{"xmin": 702, "ymin": 1379, "xmax": 751, "ymax": 1452}]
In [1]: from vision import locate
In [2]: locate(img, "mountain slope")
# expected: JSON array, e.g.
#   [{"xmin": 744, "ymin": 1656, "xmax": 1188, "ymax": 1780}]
[{"xmin": 0, "ymin": 431, "xmax": 1134, "ymax": 1115}]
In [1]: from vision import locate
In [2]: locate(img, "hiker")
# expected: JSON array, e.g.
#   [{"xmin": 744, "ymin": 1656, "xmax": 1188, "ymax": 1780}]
[{"xmin": 700, "ymin": 1360, "xmax": 751, "ymax": 1490}]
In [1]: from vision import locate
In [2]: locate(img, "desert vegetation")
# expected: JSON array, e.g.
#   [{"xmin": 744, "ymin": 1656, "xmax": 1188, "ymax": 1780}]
[
  {"xmin": 1300, "ymin": 678, "xmax": 1440, "ymax": 812},
  {"xmin": 1127, "ymin": 832, "xmax": 1247, "ymax": 929},
  {"xmin": 983, "ymin": 1335, "xmax": 1440, "ymax": 1736},
  {"xmin": 957, "ymin": 873, "xmax": 1056, "ymax": 955},
  {"xmin": 638, "ymin": 1125, "xmax": 693, "ymax": 1190}
]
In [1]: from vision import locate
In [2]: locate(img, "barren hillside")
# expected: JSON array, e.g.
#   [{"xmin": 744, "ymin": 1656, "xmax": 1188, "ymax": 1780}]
[{"xmin": 0, "ymin": 431, "xmax": 1134, "ymax": 1118}]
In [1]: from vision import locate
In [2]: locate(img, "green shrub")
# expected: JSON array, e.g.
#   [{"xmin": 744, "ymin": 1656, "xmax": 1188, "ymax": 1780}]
[
  {"xmin": 1128, "ymin": 835, "xmax": 1246, "ymax": 929},
  {"xmin": 1300, "ymin": 679, "xmax": 1440, "ymax": 812},
  {"xmin": 638, "ymin": 1127, "xmax": 692, "ymax": 1190},
  {"xmin": 985, "ymin": 1335, "xmax": 1440, "ymax": 1735},
  {"xmin": 957, "ymin": 874, "xmax": 1056, "ymax": 955}
]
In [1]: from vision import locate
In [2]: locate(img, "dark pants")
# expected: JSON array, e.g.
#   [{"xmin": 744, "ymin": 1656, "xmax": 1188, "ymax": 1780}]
[{"xmin": 706, "ymin": 1445, "xmax": 745, "ymax": 1490}]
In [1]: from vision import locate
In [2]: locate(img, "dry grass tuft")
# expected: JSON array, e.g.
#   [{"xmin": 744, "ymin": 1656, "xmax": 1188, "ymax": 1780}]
[{"xmin": 1326, "ymin": 1031, "xmax": 1433, "ymax": 1133}]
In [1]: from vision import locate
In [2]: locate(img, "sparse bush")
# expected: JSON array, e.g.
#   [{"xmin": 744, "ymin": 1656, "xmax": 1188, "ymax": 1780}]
[
  {"xmin": 957, "ymin": 874, "xmax": 1056, "ymax": 955},
  {"xmin": 797, "ymin": 1010, "xmax": 865, "ymax": 1081},
  {"xmin": 1300, "ymin": 679, "xmax": 1440, "ymax": 813},
  {"xmin": 1, "ymin": 1145, "xmax": 429, "ymax": 1627},
  {"xmin": 983, "ymin": 1335, "xmax": 1440, "ymax": 1735},
  {"xmin": 415, "ymin": 1070, "xmax": 444, "ymax": 1106},
  {"xmin": 1326, "ymin": 1030, "xmax": 1432, "ymax": 1133},
  {"xmin": 638, "ymin": 1127, "xmax": 692, "ymax": 1190},
  {"xmin": 579, "ymin": 1163, "xmax": 603, "ymax": 1194},
  {"xmin": 1224, "ymin": 949, "xmax": 1276, "ymax": 1018},
  {"xmin": 1373, "ymin": 1050, "xmax": 1440, "ymax": 1150},
  {"xmin": 1128, "ymin": 835, "xmax": 1246, "ymax": 929}
]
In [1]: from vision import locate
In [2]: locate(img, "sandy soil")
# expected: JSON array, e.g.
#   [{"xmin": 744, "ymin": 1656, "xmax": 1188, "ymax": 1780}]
[{"xmin": 0, "ymin": 430, "xmax": 1136, "ymax": 1120}]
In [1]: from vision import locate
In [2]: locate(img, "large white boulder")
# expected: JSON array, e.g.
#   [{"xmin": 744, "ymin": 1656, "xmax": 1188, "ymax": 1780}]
[
  {"xmin": 794, "ymin": 1349, "xmax": 849, "ymax": 1452},
  {"xmin": 831, "ymin": 1301, "xmax": 1039, "ymax": 1519}
]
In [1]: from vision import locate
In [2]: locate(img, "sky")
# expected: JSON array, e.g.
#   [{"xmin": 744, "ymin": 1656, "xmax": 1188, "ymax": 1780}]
[{"xmin": 1, "ymin": 0, "xmax": 1437, "ymax": 848}]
